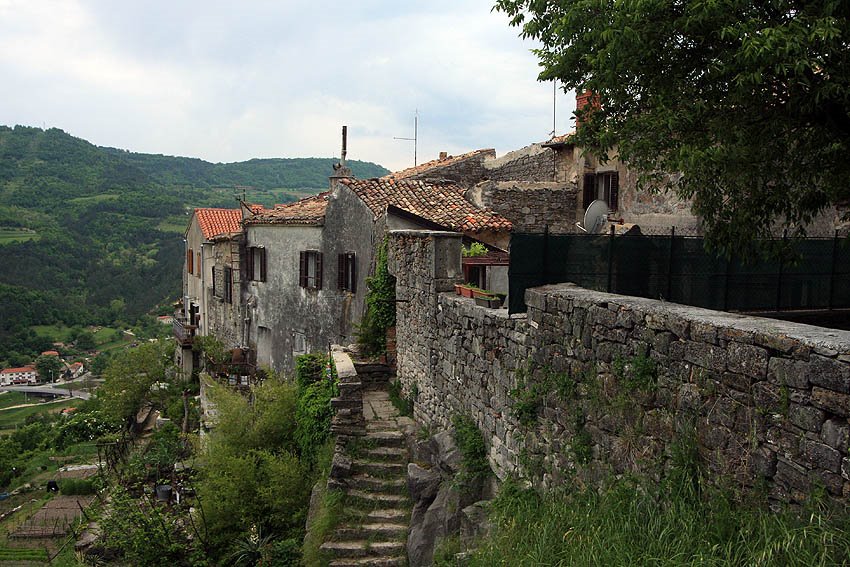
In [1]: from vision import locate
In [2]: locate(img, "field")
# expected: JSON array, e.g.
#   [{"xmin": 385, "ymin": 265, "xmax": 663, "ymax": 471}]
[
  {"xmin": 30, "ymin": 325, "xmax": 124, "ymax": 349},
  {"xmin": 0, "ymin": 228, "xmax": 39, "ymax": 245},
  {"xmin": 0, "ymin": 399, "xmax": 78, "ymax": 433}
]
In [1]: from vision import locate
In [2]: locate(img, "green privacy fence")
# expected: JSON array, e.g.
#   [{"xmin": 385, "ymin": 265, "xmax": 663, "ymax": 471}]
[{"xmin": 508, "ymin": 228, "xmax": 850, "ymax": 315}]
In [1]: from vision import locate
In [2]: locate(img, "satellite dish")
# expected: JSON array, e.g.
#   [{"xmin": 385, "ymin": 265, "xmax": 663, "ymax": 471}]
[{"xmin": 576, "ymin": 200, "xmax": 609, "ymax": 233}]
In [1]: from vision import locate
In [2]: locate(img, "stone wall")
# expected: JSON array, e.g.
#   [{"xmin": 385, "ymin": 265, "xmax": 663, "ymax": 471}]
[
  {"xmin": 389, "ymin": 230, "xmax": 850, "ymax": 503},
  {"xmin": 405, "ymin": 150, "xmax": 496, "ymax": 186},
  {"xmin": 483, "ymin": 143, "xmax": 555, "ymax": 183},
  {"xmin": 465, "ymin": 181, "xmax": 578, "ymax": 234}
]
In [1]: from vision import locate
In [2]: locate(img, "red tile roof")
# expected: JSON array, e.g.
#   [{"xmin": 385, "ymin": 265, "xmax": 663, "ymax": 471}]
[
  {"xmin": 41, "ymin": 350, "xmax": 60, "ymax": 357},
  {"xmin": 245, "ymin": 192, "xmax": 330, "ymax": 226},
  {"xmin": 387, "ymin": 149, "xmax": 495, "ymax": 180},
  {"xmin": 1, "ymin": 366, "xmax": 36, "ymax": 374},
  {"xmin": 542, "ymin": 132, "xmax": 576, "ymax": 147},
  {"xmin": 339, "ymin": 178, "xmax": 512, "ymax": 234},
  {"xmin": 194, "ymin": 208, "xmax": 243, "ymax": 240}
]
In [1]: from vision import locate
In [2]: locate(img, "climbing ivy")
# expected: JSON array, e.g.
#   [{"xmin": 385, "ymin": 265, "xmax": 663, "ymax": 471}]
[{"xmin": 356, "ymin": 238, "xmax": 396, "ymax": 356}]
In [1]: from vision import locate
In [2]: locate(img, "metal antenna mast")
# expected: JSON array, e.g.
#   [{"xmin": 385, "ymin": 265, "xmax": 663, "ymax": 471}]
[{"xmin": 393, "ymin": 110, "xmax": 418, "ymax": 167}]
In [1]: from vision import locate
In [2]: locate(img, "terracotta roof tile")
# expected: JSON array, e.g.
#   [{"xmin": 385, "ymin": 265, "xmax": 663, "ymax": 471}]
[
  {"xmin": 194, "ymin": 208, "xmax": 243, "ymax": 240},
  {"xmin": 245, "ymin": 192, "xmax": 330, "ymax": 226},
  {"xmin": 386, "ymin": 149, "xmax": 495, "ymax": 180},
  {"xmin": 1, "ymin": 366, "xmax": 36, "ymax": 374},
  {"xmin": 339, "ymin": 178, "xmax": 511, "ymax": 233},
  {"xmin": 542, "ymin": 132, "xmax": 576, "ymax": 147}
]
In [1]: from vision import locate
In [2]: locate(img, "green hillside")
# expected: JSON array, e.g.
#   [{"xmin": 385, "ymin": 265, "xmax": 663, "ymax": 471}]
[{"xmin": 0, "ymin": 125, "xmax": 389, "ymax": 365}]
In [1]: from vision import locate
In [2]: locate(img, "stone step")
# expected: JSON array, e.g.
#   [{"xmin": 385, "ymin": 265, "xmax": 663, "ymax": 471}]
[
  {"xmin": 329, "ymin": 557, "xmax": 406, "ymax": 567},
  {"xmin": 343, "ymin": 508, "xmax": 409, "ymax": 523},
  {"xmin": 348, "ymin": 474, "xmax": 407, "ymax": 494},
  {"xmin": 363, "ymin": 446, "xmax": 408, "ymax": 462},
  {"xmin": 346, "ymin": 489, "xmax": 408, "ymax": 508},
  {"xmin": 365, "ymin": 430, "xmax": 406, "ymax": 448},
  {"xmin": 320, "ymin": 540, "xmax": 405, "ymax": 559},
  {"xmin": 352, "ymin": 459, "xmax": 406, "ymax": 477},
  {"xmin": 366, "ymin": 420, "xmax": 400, "ymax": 432},
  {"xmin": 333, "ymin": 522, "xmax": 408, "ymax": 541}
]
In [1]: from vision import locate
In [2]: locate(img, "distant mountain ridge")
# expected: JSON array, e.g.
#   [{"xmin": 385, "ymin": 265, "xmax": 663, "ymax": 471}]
[{"xmin": 0, "ymin": 125, "xmax": 389, "ymax": 365}]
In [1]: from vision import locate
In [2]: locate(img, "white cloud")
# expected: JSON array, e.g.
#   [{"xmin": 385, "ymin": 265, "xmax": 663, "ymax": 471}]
[{"xmin": 0, "ymin": 0, "xmax": 577, "ymax": 172}]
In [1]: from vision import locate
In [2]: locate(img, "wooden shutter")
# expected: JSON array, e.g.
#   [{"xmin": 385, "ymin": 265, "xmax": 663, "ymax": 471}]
[
  {"xmin": 247, "ymin": 246, "xmax": 254, "ymax": 280},
  {"xmin": 187, "ymin": 249, "xmax": 193, "ymax": 275},
  {"xmin": 197, "ymin": 252, "xmax": 201, "ymax": 276},
  {"xmin": 350, "ymin": 253, "xmax": 357, "ymax": 293},
  {"xmin": 299, "ymin": 251, "xmax": 307, "ymax": 288},
  {"xmin": 338, "ymin": 254, "xmax": 345, "ymax": 290},
  {"xmin": 582, "ymin": 173, "xmax": 596, "ymax": 209},
  {"xmin": 315, "ymin": 252, "xmax": 323, "ymax": 290},
  {"xmin": 212, "ymin": 267, "xmax": 217, "ymax": 296},
  {"xmin": 224, "ymin": 267, "xmax": 232, "ymax": 303},
  {"xmin": 609, "ymin": 171, "xmax": 620, "ymax": 211},
  {"xmin": 260, "ymin": 248, "xmax": 266, "ymax": 282}
]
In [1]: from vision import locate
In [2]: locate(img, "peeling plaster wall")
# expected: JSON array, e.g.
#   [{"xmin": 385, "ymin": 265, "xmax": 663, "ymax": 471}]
[{"xmin": 389, "ymin": 230, "xmax": 850, "ymax": 503}]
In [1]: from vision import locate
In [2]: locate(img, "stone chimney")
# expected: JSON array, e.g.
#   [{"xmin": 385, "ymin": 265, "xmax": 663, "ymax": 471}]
[{"xmin": 439, "ymin": 151, "xmax": 448, "ymax": 161}]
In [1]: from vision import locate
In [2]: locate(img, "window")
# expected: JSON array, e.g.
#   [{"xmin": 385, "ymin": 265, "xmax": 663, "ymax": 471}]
[
  {"xmin": 338, "ymin": 252, "xmax": 356, "ymax": 292},
  {"xmin": 224, "ymin": 267, "xmax": 233, "ymax": 303},
  {"xmin": 247, "ymin": 246, "xmax": 266, "ymax": 282},
  {"xmin": 187, "ymin": 248, "xmax": 194, "ymax": 275},
  {"xmin": 299, "ymin": 251, "xmax": 323, "ymax": 290},
  {"xmin": 293, "ymin": 331, "xmax": 307, "ymax": 356},
  {"xmin": 582, "ymin": 171, "xmax": 619, "ymax": 211},
  {"xmin": 196, "ymin": 252, "xmax": 201, "ymax": 276},
  {"xmin": 212, "ymin": 267, "xmax": 217, "ymax": 297}
]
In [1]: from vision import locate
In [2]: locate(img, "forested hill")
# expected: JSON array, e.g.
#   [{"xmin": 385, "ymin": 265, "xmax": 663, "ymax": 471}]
[
  {"xmin": 100, "ymin": 150, "xmax": 388, "ymax": 190},
  {"xmin": 0, "ymin": 125, "xmax": 389, "ymax": 364}
]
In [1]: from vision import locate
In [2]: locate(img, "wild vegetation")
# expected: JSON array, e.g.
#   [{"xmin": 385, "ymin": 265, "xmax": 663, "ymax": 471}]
[
  {"xmin": 356, "ymin": 238, "xmax": 397, "ymax": 356},
  {"xmin": 86, "ymin": 344, "xmax": 337, "ymax": 566},
  {"xmin": 0, "ymin": 125, "xmax": 388, "ymax": 365},
  {"xmin": 462, "ymin": 474, "xmax": 850, "ymax": 566}
]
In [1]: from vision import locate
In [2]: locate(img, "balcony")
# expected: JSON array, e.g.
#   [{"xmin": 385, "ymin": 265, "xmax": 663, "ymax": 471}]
[{"xmin": 173, "ymin": 318, "xmax": 197, "ymax": 347}]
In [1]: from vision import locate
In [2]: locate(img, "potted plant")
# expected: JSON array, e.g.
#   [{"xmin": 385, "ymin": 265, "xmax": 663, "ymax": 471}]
[{"xmin": 458, "ymin": 284, "xmax": 476, "ymax": 298}]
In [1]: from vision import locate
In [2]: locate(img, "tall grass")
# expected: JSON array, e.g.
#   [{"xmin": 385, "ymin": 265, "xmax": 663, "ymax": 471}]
[{"xmin": 465, "ymin": 477, "xmax": 850, "ymax": 566}]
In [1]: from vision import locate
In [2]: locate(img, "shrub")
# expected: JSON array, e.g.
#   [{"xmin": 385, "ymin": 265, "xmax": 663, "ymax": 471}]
[
  {"xmin": 59, "ymin": 478, "xmax": 96, "ymax": 495},
  {"xmin": 452, "ymin": 414, "xmax": 491, "ymax": 489}
]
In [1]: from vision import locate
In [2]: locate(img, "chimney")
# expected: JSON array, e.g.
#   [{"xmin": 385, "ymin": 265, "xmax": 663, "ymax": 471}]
[
  {"xmin": 439, "ymin": 151, "xmax": 447, "ymax": 161},
  {"xmin": 341, "ymin": 125, "xmax": 347, "ymax": 167},
  {"xmin": 330, "ymin": 125, "xmax": 353, "ymax": 182},
  {"xmin": 575, "ymin": 91, "xmax": 599, "ymax": 129}
]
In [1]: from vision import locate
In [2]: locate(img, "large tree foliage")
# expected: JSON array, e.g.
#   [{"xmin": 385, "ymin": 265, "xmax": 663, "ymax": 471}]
[{"xmin": 496, "ymin": 0, "xmax": 850, "ymax": 254}]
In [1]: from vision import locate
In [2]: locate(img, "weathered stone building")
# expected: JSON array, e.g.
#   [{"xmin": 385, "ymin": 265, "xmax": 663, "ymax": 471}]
[
  {"xmin": 177, "ymin": 208, "xmax": 245, "ymax": 377},
  {"xmin": 237, "ymin": 172, "xmax": 512, "ymax": 372}
]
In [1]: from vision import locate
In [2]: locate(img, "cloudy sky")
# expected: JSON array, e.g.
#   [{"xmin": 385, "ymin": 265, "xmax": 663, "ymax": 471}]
[{"xmin": 0, "ymin": 0, "xmax": 576, "ymax": 171}]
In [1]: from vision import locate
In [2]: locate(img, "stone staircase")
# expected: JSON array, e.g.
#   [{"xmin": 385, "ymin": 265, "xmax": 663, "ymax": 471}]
[{"xmin": 320, "ymin": 388, "xmax": 413, "ymax": 567}]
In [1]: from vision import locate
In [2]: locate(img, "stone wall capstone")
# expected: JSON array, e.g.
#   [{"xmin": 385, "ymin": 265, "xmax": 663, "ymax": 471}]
[{"xmin": 389, "ymin": 230, "xmax": 850, "ymax": 503}]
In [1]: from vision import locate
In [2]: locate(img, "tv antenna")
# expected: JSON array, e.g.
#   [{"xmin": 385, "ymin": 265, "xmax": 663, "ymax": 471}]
[
  {"xmin": 551, "ymin": 79, "xmax": 557, "ymax": 138},
  {"xmin": 393, "ymin": 110, "xmax": 418, "ymax": 166},
  {"xmin": 234, "ymin": 185, "xmax": 252, "ymax": 202}
]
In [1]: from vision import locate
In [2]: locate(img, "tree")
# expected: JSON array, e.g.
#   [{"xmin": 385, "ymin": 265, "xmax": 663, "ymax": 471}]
[
  {"xmin": 495, "ymin": 1, "xmax": 850, "ymax": 255},
  {"xmin": 97, "ymin": 339, "xmax": 174, "ymax": 423},
  {"xmin": 35, "ymin": 354, "xmax": 62, "ymax": 382},
  {"xmin": 74, "ymin": 331, "xmax": 96, "ymax": 351}
]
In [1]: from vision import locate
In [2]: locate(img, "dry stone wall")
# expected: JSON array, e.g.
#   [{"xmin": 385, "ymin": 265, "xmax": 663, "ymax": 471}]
[
  {"xmin": 465, "ymin": 181, "xmax": 578, "ymax": 234},
  {"xmin": 482, "ymin": 143, "xmax": 555, "ymax": 182},
  {"xmin": 389, "ymin": 230, "xmax": 850, "ymax": 503}
]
